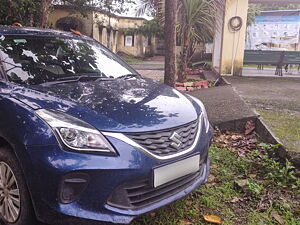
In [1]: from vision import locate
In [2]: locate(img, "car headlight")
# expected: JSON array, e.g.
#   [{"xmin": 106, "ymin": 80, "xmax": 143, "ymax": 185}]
[
  {"xmin": 188, "ymin": 95, "xmax": 210, "ymax": 133},
  {"xmin": 35, "ymin": 109, "xmax": 115, "ymax": 154}
]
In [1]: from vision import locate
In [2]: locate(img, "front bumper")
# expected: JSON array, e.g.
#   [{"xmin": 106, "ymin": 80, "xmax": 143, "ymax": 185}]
[{"xmin": 21, "ymin": 129, "xmax": 212, "ymax": 224}]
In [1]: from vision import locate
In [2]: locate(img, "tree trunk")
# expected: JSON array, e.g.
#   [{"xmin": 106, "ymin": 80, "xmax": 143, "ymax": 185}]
[
  {"xmin": 177, "ymin": 26, "xmax": 189, "ymax": 82},
  {"xmin": 41, "ymin": 0, "xmax": 52, "ymax": 28},
  {"xmin": 178, "ymin": 44, "xmax": 189, "ymax": 82},
  {"xmin": 164, "ymin": 0, "xmax": 177, "ymax": 87},
  {"xmin": 28, "ymin": 12, "xmax": 34, "ymax": 26}
]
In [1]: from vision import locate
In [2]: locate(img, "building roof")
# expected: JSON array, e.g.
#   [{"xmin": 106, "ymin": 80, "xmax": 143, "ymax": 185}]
[
  {"xmin": 53, "ymin": 5, "xmax": 146, "ymax": 21},
  {"xmin": 0, "ymin": 25, "xmax": 92, "ymax": 40},
  {"xmin": 260, "ymin": 9, "xmax": 300, "ymax": 17},
  {"xmin": 250, "ymin": 0, "xmax": 300, "ymax": 3}
]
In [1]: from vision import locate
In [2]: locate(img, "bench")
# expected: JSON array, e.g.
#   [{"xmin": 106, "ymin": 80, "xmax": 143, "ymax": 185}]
[{"xmin": 244, "ymin": 50, "xmax": 300, "ymax": 76}]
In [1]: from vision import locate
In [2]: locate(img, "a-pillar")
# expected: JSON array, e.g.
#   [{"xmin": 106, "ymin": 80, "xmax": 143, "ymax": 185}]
[{"xmin": 213, "ymin": 0, "xmax": 249, "ymax": 76}]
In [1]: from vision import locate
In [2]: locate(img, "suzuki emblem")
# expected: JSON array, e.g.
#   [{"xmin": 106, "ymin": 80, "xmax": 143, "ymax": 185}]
[{"xmin": 169, "ymin": 132, "xmax": 182, "ymax": 149}]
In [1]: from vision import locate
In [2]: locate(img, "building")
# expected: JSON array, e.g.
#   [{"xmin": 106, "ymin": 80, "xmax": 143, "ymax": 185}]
[
  {"xmin": 49, "ymin": 5, "xmax": 157, "ymax": 57},
  {"xmin": 246, "ymin": 9, "xmax": 300, "ymax": 51}
]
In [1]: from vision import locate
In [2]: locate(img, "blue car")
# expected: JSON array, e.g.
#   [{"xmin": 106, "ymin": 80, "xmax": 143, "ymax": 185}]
[{"xmin": 0, "ymin": 26, "xmax": 212, "ymax": 225}]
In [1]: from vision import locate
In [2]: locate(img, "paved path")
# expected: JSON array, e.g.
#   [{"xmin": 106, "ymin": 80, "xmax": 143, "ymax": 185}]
[
  {"xmin": 190, "ymin": 85, "xmax": 258, "ymax": 132},
  {"xmin": 131, "ymin": 61, "xmax": 164, "ymax": 71},
  {"xmin": 243, "ymin": 67, "xmax": 300, "ymax": 78},
  {"xmin": 227, "ymin": 76, "xmax": 300, "ymax": 113},
  {"xmin": 130, "ymin": 56, "xmax": 165, "ymax": 71},
  {"xmin": 137, "ymin": 70, "xmax": 164, "ymax": 81}
]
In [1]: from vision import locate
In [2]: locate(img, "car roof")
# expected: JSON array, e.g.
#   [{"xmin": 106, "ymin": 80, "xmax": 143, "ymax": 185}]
[{"xmin": 0, "ymin": 25, "xmax": 92, "ymax": 40}]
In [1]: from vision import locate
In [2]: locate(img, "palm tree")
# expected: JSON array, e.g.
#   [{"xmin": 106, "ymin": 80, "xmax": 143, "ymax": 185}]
[
  {"xmin": 136, "ymin": 0, "xmax": 223, "ymax": 83},
  {"xmin": 177, "ymin": 0, "xmax": 221, "ymax": 82}
]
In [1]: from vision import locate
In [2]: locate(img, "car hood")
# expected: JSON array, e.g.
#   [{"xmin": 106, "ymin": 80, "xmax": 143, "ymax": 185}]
[{"xmin": 11, "ymin": 78, "xmax": 201, "ymax": 132}]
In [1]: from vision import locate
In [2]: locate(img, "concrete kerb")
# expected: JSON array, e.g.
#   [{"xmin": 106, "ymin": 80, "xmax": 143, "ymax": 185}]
[
  {"xmin": 213, "ymin": 116, "xmax": 258, "ymax": 133},
  {"xmin": 255, "ymin": 115, "xmax": 300, "ymax": 167},
  {"xmin": 220, "ymin": 76, "xmax": 300, "ymax": 167}
]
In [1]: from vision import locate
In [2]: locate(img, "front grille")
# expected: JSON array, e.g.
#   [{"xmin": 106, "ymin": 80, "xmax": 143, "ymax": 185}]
[
  {"xmin": 107, "ymin": 170, "xmax": 202, "ymax": 210},
  {"xmin": 126, "ymin": 120, "xmax": 199, "ymax": 157}
]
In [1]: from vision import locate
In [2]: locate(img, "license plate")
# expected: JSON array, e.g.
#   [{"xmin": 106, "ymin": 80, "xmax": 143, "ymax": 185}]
[{"xmin": 153, "ymin": 155, "xmax": 200, "ymax": 188}]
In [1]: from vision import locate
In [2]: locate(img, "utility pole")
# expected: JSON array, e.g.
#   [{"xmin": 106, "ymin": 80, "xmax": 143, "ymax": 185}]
[{"xmin": 164, "ymin": 0, "xmax": 176, "ymax": 87}]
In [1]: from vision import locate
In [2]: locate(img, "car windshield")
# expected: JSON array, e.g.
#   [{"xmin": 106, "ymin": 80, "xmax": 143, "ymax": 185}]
[{"xmin": 0, "ymin": 35, "xmax": 138, "ymax": 85}]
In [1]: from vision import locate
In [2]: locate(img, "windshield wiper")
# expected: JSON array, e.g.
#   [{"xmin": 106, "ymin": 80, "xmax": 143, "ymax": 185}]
[
  {"xmin": 40, "ymin": 75, "xmax": 112, "ymax": 86},
  {"xmin": 117, "ymin": 74, "xmax": 140, "ymax": 80},
  {"xmin": 55, "ymin": 75, "xmax": 101, "ymax": 82}
]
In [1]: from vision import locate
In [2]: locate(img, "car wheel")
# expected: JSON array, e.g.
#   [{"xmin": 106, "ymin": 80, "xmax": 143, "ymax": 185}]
[{"xmin": 0, "ymin": 147, "xmax": 36, "ymax": 225}]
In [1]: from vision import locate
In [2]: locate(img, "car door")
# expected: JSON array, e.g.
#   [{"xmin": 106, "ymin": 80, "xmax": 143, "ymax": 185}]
[
  {"xmin": 0, "ymin": 58, "xmax": 8, "ymax": 135},
  {"xmin": 0, "ymin": 56, "xmax": 15, "ymax": 140}
]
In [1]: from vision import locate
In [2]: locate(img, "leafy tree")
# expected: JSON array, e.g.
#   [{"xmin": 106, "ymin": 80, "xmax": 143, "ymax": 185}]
[
  {"xmin": 136, "ymin": 0, "xmax": 162, "ymax": 17},
  {"xmin": 91, "ymin": 0, "xmax": 136, "ymax": 15},
  {"xmin": 247, "ymin": 4, "xmax": 261, "ymax": 27},
  {"xmin": 0, "ymin": 0, "xmax": 137, "ymax": 28},
  {"xmin": 0, "ymin": 0, "xmax": 41, "ymax": 26},
  {"xmin": 122, "ymin": 19, "xmax": 163, "ymax": 38}
]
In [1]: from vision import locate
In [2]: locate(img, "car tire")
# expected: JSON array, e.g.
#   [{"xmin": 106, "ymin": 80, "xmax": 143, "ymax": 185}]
[{"xmin": 0, "ymin": 146, "xmax": 36, "ymax": 225}]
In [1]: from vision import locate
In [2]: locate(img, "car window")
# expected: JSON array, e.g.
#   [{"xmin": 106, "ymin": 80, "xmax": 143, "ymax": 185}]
[{"xmin": 0, "ymin": 35, "xmax": 137, "ymax": 85}]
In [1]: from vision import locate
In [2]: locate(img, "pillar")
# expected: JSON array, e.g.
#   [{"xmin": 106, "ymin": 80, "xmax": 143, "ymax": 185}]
[
  {"xmin": 92, "ymin": 23, "xmax": 100, "ymax": 42},
  {"xmin": 110, "ymin": 30, "xmax": 114, "ymax": 51},
  {"xmin": 137, "ymin": 34, "xmax": 144, "ymax": 57},
  {"xmin": 113, "ymin": 31, "xmax": 119, "ymax": 53},
  {"xmin": 102, "ymin": 28, "xmax": 108, "ymax": 47},
  {"xmin": 213, "ymin": 0, "xmax": 249, "ymax": 76}
]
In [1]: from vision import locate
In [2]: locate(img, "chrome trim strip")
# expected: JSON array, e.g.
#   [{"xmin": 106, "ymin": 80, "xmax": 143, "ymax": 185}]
[{"xmin": 103, "ymin": 115, "xmax": 202, "ymax": 160}]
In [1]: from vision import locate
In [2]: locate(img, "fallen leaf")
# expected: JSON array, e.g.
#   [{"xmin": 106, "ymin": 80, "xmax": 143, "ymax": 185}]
[
  {"xmin": 249, "ymin": 174, "xmax": 257, "ymax": 179},
  {"xmin": 230, "ymin": 197, "xmax": 243, "ymax": 203},
  {"xmin": 203, "ymin": 215, "xmax": 223, "ymax": 224},
  {"xmin": 271, "ymin": 211, "xmax": 285, "ymax": 225},
  {"xmin": 211, "ymin": 165, "xmax": 218, "ymax": 169},
  {"xmin": 206, "ymin": 182, "xmax": 217, "ymax": 188},
  {"xmin": 178, "ymin": 219, "xmax": 193, "ymax": 225},
  {"xmin": 186, "ymin": 200, "xmax": 193, "ymax": 206},
  {"xmin": 208, "ymin": 174, "xmax": 216, "ymax": 182},
  {"xmin": 149, "ymin": 212, "xmax": 156, "ymax": 217},
  {"xmin": 235, "ymin": 179, "xmax": 248, "ymax": 189}
]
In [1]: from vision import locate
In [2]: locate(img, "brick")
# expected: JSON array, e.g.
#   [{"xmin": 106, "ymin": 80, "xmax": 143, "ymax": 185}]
[
  {"xmin": 175, "ymin": 87, "xmax": 187, "ymax": 92},
  {"xmin": 175, "ymin": 82, "xmax": 185, "ymax": 87},
  {"xmin": 184, "ymin": 82, "xmax": 194, "ymax": 87},
  {"xmin": 186, "ymin": 87, "xmax": 195, "ymax": 92},
  {"xmin": 194, "ymin": 80, "xmax": 209, "ymax": 89}
]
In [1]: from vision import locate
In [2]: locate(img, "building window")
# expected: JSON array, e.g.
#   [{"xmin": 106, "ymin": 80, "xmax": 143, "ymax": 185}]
[
  {"xmin": 124, "ymin": 35, "xmax": 134, "ymax": 46},
  {"xmin": 144, "ymin": 36, "xmax": 149, "ymax": 46}
]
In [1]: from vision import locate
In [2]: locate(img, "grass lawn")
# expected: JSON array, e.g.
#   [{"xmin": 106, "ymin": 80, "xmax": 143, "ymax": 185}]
[
  {"xmin": 244, "ymin": 65, "xmax": 276, "ymax": 69},
  {"xmin": 133, "ymin": 143, "xmax": 300, "ymax": 225},
  {"xmin": 257, "ymin": 109, "xmax": 300, "ymax": 153},
  {"xmin": 121, "ymin": 55, "xmax": 144, "ymax": 64}
]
